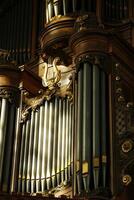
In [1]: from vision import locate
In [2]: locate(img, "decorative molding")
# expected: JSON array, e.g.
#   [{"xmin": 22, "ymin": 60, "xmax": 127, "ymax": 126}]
[
  {"xmin": 0, "ymin": 87, "xmax": 19, "ymax": 104},
  {"xmin": 75, "ymin": 54, "xmax": 107, "ymax": 71}
]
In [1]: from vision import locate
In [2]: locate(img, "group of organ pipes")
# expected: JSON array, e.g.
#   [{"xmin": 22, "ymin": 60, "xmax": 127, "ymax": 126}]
[{"xmin": 18, "ymin": 97, "xmax": 73, "ymax": 193}]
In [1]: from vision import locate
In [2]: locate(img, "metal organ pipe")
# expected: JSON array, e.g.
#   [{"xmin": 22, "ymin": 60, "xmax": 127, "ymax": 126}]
[
  {"xmin": 82, "ymin": 62, "xmax": 92, "ymax": 192},
  {"xmin": 46, "ymin": 101, "xmax": 54, "ymax": 189},
  {"xmin": 0, "ymin": 99, "xmax": 8, "ymax": 188},
  {"xmin": 22, "ymin": 120, "xmax": 31, "ymax": 193},
  {"xmin": 61, "ymin": 100, "xmax": 66, "ymax": 183},
  {"xmin": 2, "ymin": 104, "xmax": 16, "ymax": 192},
  {"xmin": 57, "ymin": 98, "xmax": 62, "ymax": 185},
  {"xmin": 36, "ymin": 105, "xmax": 44, "ymax": 192},
  {"xmin": 41, "ymin": 101, "xmax": 49, "ymax": 191},
  {"xmin": 18, "ymin": 123, "xmax": 26, "ymax": 192},
  {"xmin": 100, "ymin": 71, "xmax": 107, "ymax": 187},
  {"xmin": 93, "ymin": 64, "xmax": 100, "ymax": 189},
  {"xmin": 26, "ymin": 110, "xmax": 35, "ymax": 192},
  {"xmin": 77, "ymin": 67, "xmax": 83, "ymax": 194},
  {"xmin": 31, "ymin": 110, "xmax": 39, "ymax": 193},
  {"xmin": 52, "ymin": 97, "xmax": 59, "ymax": 188}
]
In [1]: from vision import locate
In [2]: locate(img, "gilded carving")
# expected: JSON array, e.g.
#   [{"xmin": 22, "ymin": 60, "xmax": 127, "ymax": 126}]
[
  {"xmin": 42, "ymin": 57, "xmax": 61, "ymax": 90},
  {"xmin": 121, "ymin": 140, "xmax": 133, "ymax": 153},
  {"xmin": 122, "ymin": 174, "xmax": 132, "ymax": 186},
  {"xmin": 0, "ymin": 87, "xmax": 19, "ymax": 104}
]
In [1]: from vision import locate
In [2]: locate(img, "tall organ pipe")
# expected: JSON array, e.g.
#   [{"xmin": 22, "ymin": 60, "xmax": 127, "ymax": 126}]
[
  {"xmin": 52, "ymin": 97, "xmax": 59, "ymax": 188},
  {"xmin": 77, "ymin": 67, "xmax": 83, "ymax": 194},
  {"xmin": 22, "ymin": 119, "xmax": 30, "ymax": 192},
  {"xmin": 41, "ymin": 101, "xmax": 49, "ymax": 191},
  {"xmin": 2, "ymin": 104, "xmax": 16, "ymax": 192},
  {"xmin": 46, "ymin": 101, "xmax": 54, "ymax": 189},
  {"xmin": 36, "ymin": 106, "xmax": 44, "ymax": 192},
  {"xmin": 68, "ymin": 101, "xmax": 72, "ymax": 180},
  {"xmin": 61, "ymin": 100, "xmax": 66, "ymax": 183},
  {"xmin": 82, "ymin": 62, "xmax": 92, "ymax": 192},
  {"xmin": 0, "ymin": 99, "xmax": 8, "ymax": 188},
  {"xmin": 101, "ymin": 71, "xmax": 107, "ymax": 187},
  {"xmin": 31, "ymin": 110, "xmax": 39, "ymax": 193},
  {"xmin": 26, "ymin": 110, "xmax": 35, "ymax": 192},
  {"xmin": 57, "ymin": 99, "xmax": 62, "ymax": 185},
  {"xmin": 93, "ymin": 64, "xmax": 100, "ymax": 189},
  {"xmin": 65, "ymin": 99, "xmax": 69, "ymax": 181},
  {"xmin": 18, "ymin": 123, "xmax": 26, "ymax": 192}
]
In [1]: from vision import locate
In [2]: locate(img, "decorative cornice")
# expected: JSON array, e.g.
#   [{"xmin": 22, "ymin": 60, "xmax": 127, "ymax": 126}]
[
  {"xmin": 40, "ymin": 16, "xmax": 75, "ymax": 58},
  {"xmin": 75, "ymin": 54, "xmax": 108, "ymax": 71},
  {"xmin": 0, "ymin": 87, "xmax": 19, "ymax": 104}
]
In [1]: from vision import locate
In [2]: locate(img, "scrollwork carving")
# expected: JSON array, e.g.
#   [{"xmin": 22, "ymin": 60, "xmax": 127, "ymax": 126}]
[{"xmin": 122, "ymin": 174, "xmax": 132, "ymax": 186}]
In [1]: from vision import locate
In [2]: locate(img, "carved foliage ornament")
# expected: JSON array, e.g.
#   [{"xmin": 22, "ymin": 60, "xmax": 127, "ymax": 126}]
[{"xmin": 122, "ymin": 174, "xmax": 132, "ymax": 186}]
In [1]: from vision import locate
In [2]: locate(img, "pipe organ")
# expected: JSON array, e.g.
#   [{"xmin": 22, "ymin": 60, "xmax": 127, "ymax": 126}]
[{"xmin": 0, "ymin": 0, "xmax": 134, "ymax": 200}]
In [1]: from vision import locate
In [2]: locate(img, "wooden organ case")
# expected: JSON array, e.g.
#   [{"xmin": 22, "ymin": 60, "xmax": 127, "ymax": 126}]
[{"xmin": 0, "ymin": 0, "xmax": 134, "ymax": 200}]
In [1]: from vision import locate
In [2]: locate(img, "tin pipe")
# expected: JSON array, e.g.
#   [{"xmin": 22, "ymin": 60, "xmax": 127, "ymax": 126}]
[
  {"xmin": 26, "ymin": 110, "xmax": 35, "ymax": 193},
  {"xmin": 41, "ymin": 101, "xmax": 49, "ymax": 191},
  {"xmin": 2, "ymin": 104, "xmax": 16, "ymax": 192},
  {"xmin": 31, "ymin": 110, "xmax": 39, "ymax": 193},
  {"xmin": 52, "ymin": 97, "xmax": 59, "ymax": 188},
  {"xmin": 0, "ymin": 99, "xmax": 8, "ymax": 187},
  {"xmin": 100, "ymin": 71, "xmax": 107, "ymax": 187},
  {"xmin": 82, "ymin": 62, "xmax": 92, "ymax": 192},
  {"xmin": 22, "ymin": 119, "xmax": 30, "ymax": 193},
  {"xmin": 46, "ymin": 101, "xmax": 53, "ymax": 189},
  {"xmin": 18, "ymin": 123, "xmax": 26, "ymax": 192},
  {"xmin": 77, "ymin": 67, "xmax": 83, "ymax": 194},
  {"xmin": 61, "ymin": 100, "xmax": 66, "ymax": 183},
  {"xmin": 36, "ymin": 105, "xmax": 44, "ymax": 192},
  {"xmin": 65, "ymin": 99, "xmax": 69, "ymax": 181},
  {"xmin": 93, "ymin": 64, "xmax": 100, "ymax": 189},
  {"xmin": 57, "ymin": 98, "xmax": 62, "ymax": 185}
]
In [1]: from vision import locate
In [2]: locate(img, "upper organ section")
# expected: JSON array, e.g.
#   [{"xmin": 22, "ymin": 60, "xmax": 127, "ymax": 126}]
[
  {"xmin": 44, "ymin": 0, "xmax": 133, "ymax": 25},
  {"xmin": 45, "ymin": 0, "xmax": 96, "ymax": 23},
  {"xmin": 0, "ymin": 0, "xmax": 133, "ymax": 68},
  {"xmin": 104, "ymin": 0, "xmax": 129, "ymax": 22}
]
